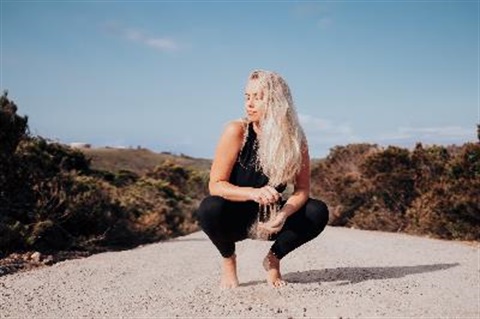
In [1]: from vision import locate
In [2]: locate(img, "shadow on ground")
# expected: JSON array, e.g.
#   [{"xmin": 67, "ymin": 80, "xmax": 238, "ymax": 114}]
[
  {"xmin": 241, "ymin": 263, "xmax": 459, "ymax": 287},
  {"xmin": 283, "ymin": 263, "xmax": 459, "ymax": 285}
]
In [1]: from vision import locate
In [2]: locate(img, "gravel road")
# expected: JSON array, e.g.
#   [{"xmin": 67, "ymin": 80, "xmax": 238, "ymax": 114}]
[{"xmin": 1, "ymin": 226, "xmax": 478, "ymax": 318}]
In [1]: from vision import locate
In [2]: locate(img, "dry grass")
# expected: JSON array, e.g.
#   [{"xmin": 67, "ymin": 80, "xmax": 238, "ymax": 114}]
[{"xmin": 81, "ymin": 147, "xmax": 211, "ymax": 174}]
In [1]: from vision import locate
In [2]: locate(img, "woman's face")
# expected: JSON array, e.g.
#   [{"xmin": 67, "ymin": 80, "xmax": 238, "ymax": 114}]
[{"xmin": 244, "ymin": 79, "xmax": 266, "ymax": 122}]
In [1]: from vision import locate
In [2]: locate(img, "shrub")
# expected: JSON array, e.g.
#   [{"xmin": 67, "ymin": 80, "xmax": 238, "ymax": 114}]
[
  {"xmin": 311, "ymin": 142, "xmax": 479, "ymax": 241},
  {"xmin": 0, "ymin": 92, "xmax": 207, "ymax": 256}
]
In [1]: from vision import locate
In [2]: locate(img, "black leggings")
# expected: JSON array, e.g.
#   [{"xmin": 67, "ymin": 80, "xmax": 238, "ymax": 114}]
[{"xmin": 196, "ymin": 196, "xmax": 329, "ymax": 260}]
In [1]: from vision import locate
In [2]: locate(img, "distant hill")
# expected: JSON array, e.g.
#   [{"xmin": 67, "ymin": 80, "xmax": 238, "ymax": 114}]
[
  {"xmin": 80, "ymin": 147, "xmax": 212, "ymax": 174},
  {"xmin": 80, "ymin": 147, "xmax": 328, "ymax": 176}
]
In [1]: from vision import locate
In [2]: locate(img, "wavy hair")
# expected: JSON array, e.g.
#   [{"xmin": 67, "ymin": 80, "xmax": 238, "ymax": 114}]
[{"xmin": 244, "ymin": 69, "xmax": 307, "ymax": 187}]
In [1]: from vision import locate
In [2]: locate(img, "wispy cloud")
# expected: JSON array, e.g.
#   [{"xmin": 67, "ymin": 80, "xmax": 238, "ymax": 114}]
[
  {"xmin": 292, "ymin": 3, "xmax": 333, "ymax": 30},
  {"xmin": 364, "ymin": 125, "xmax": 476, "ymax": 151},
  {"xmin": 379, "ymin": 126, "xmax": 474, "ymax": 141},
  {"xmin": 104, "ymin": 21, "xmax": 180, "ymax": 52},
  {"xmin": 292, "ymin": 3, "xmax": 328, "ymax": 18},
  {"xmin": 299, "ymin": 113, "xmax": 360, "ymax": 145},
  {"xmin": 317, "ymin": 17, "xmax": 333, "ymax": 29},
  {"xmin": 299, "ymin": 116, "xmax": 475, "ymax": 157}
]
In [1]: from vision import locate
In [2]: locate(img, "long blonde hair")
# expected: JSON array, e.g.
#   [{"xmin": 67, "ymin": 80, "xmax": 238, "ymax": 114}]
[{"xmin": 245, "ymin": 69, "xmax": 307, "ymax": 187}]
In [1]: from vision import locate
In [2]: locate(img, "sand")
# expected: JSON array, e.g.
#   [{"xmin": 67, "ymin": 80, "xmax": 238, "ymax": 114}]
[{"xmin": 1, "ymin": 226, "xmax": 478, "ymax": 318}]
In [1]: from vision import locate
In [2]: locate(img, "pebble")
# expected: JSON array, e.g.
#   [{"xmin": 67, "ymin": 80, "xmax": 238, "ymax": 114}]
[{"xmin": 30, "ymin": 252, "xmax": 42, "ymax": 263}]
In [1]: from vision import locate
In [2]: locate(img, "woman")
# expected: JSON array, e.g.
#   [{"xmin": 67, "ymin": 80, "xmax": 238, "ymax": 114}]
[{"xmin": 196, "ymin": 69, "xmax": 329, "ymax": 288}]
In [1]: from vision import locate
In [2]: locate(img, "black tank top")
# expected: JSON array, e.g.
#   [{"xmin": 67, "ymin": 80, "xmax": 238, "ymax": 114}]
[{"xmin": 229, "ymin": 122, "xmax": 287, "ymax": 193}]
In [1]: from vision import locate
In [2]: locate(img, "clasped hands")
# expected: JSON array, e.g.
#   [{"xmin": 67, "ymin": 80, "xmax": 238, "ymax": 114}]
[{"xmin": 250, "ymin": 186, "xmax": 287, "ymax": 234}]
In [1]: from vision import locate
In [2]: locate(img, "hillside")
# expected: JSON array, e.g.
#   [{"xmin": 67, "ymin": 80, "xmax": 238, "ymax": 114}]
[{"xmin": 80, "ymin": 147, "xmax": 212, "ymax": 174}]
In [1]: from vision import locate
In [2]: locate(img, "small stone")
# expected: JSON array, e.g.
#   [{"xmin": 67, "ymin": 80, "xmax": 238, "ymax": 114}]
[
  {"xmin": 43, "ymin": 255, "xmax": 54, "ymax": 265},
  {"xmin": 31, "ymin": 252, "xmax": 42, "ymax": 263}
]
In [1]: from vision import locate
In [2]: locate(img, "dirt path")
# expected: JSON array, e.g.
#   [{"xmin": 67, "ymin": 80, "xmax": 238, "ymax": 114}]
[{"xmin": 1, "ymin": 226, "xmax": 478, "ymax": 318}]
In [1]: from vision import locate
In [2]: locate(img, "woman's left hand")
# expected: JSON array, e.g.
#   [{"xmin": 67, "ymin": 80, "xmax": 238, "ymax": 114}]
[{"xmin": 258, "ymin": 211, "xmax": 288, "ymax": 234}]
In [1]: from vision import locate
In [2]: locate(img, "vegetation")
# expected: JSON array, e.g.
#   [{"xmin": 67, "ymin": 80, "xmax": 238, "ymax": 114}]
[
  {"xmin": 1, "ymin": 91, "xmax": 478, "ymax": 274},
  {"xmin": 0, "ymin": 91, "xmax": 208, "ymax": 261},
  {"xmin": 311, "ymin": 142, "xmax": 480, "ymax": 241}
]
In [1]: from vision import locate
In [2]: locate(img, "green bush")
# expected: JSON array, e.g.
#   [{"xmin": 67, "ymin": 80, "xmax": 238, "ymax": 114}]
[
  {"xmin": 0, "ymin": 92, "xmax": 207, "ymax": 256},
  {"xmin": 311, "ymin": 142, "xmax": 480, "ymax": 241}
]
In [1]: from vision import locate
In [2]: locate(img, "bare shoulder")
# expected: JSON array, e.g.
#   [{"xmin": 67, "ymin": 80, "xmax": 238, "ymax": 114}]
[
  {"xmin": 221, "ymin": 118, "xmax": 247, "ymax": 140},
  {"xmin": 211, "ymin": 119, "xmax": 247, "ymax": 174}
]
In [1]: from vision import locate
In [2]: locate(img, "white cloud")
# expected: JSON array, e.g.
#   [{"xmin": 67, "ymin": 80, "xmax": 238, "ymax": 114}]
[
  {"xmin": 366, "ymin": 125, "xmax": 477, "ymax": 151},
  {"xmin": 104, "ymin": 22, "xmax": 180, "ymax": 52},
  {"xmin": 145, "ymin": 37, "xmax": 178, "ymax": 51},
  {"xmin": 298, "ymin": 114, "xmax": 476, "ymax": 157},
  {"xmin": 124, "ymin": 28, "xmax": 179, "ymax": 52},
  {"xmin": 298, "ymin": 113, "xmax": 360, "ymax": 145},
  {"xmin": 379, "ymin": 126, "xmax": 474, "ymax": 141},
  {"xmin": 125, "ymin": 29, "xmax": 143, "ymax": 42}
]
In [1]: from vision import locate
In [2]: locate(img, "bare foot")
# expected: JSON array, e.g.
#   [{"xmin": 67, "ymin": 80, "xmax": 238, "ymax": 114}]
[
  {"xmin": 263, "ymin": 251, "xmax": 286, "ymax": 288},
  {"xmin": 220, "ymin": 254, "xmax": 239, "ymax": 289}
]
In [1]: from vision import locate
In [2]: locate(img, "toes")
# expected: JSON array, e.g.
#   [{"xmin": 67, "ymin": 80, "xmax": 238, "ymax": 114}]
[
  {"xmin": 269, "ymin": 279, "xmax": 286, "ymax": 288},
  {"xmin": 220, "ymin": 282, "xmax": 238, "ymax": 289}
]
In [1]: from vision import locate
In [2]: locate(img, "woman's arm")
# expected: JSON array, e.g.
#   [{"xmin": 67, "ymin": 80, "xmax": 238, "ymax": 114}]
[{"xmin": 208, "ymin": 120, "xmax": 256, "ymax": 201}]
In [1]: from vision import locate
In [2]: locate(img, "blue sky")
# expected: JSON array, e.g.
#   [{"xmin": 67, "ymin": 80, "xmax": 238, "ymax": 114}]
[{"xmin": 1, "ymin": 0, "xmax": 478, "ymax": 159}]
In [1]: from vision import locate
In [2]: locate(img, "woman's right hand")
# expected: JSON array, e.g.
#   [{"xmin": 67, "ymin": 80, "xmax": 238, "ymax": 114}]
[{"xmin": 249, "ymin": 186, "xmax": 281, "ymax": 205}]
